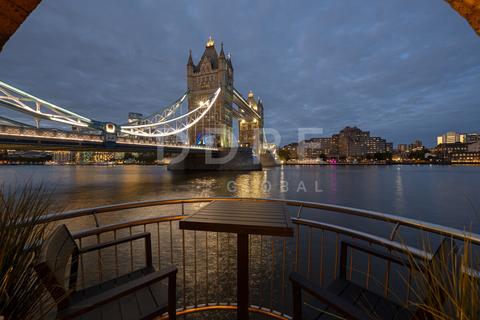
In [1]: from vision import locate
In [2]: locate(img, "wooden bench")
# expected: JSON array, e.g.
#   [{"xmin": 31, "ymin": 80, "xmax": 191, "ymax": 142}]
[
  {"xmin": 35, "ymin": 224, "xmax": 177, "ymax": 320},
  {"xmin": 290, "ymin": 238, "xmax": 457, "ymax": 320}
]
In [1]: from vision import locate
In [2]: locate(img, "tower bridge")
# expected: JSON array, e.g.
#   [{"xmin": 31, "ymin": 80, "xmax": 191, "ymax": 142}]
[
  {"xmin": 186, "ymin": 37, "xmax": 264, "ymax": 153},
  {"xmin": 0, "ymin": 37, "xmax": 273, "ymax": 168}
]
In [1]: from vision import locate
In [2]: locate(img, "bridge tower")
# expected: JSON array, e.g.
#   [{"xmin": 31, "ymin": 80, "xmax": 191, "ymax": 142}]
[
  {"xmin": 187, "ymin": 37, "xmax": 234, "ymax": 147},
  {"xmin": 239, "ymin": 90, "xmax": 264, "ymax": 154}
]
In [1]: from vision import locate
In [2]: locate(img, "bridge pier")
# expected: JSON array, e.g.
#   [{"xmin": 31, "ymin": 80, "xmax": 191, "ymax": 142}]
[
  {"xmin": 260, "ymin": 150, "xmax": 280, "ymax": 167},
  {"xmin": 167, "ymin": 147, "xmax": 261, "ymax": 171}
]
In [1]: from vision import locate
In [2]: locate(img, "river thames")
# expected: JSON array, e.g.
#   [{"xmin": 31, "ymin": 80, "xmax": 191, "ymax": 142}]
[
  {"xmin": 1, "ymin": 164, "xmax": 479, "ymax": 230},
  {"xmin": 2, "ymin": 164, "xmax": 479, "ymax": 318}
]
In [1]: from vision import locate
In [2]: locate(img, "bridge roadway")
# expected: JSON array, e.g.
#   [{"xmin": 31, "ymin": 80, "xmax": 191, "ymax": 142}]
[{"xmin": 0, "ymin": 125, "xmax": 217, "ymax": 153}]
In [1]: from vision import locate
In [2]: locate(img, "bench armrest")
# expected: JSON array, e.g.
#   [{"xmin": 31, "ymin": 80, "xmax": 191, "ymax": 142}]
[
  {"xmin": 290, "ymin": 272, "xmax": 368, "ymax": 320},
  {"xmin": 57, "ymin": 266, "xmax": 177, "ymax": 319},
  {"xmin": 339, "ymin": 240, "xmax": 425, "ymax": 279},
  {"xmin": 79, "ymin": 232, "xmax": 153, "ymax": 267}
]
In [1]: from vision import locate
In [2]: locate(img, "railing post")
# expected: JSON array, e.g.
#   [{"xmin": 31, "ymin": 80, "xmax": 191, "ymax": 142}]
[
  {"xmin": 366, "ymin": 243, "xmax": 372, "ymax": 289},
  {"xmin": 182, "ymin": 229, "xmax": 186, "ymax": 309},
  {"xmin": 237, "ymin": 233, "xmax": 249, "ymax": 320},
  {"xmin": 384, "ymin": 251, "xmax": 391, "ymax": 296},
  {"xmin": 129, "ymin": 226, "xmax": 133, "ymax": 271},
  {"xmin": 205, "ymin": 232, "xmax": 209, "ymax": 306},
  {"xmin": 168, "ymin": 271, "xmax": 177, "ymax": 320},
  {"xmin": 291, "ymin": 281, "xmax": 302, "ymax": 320},
  {"xmin": 114, "ymin": 230, "xmax": 119, "ymax": 277},
  {"xmin": 145, "ymin": 233, "xmax": 153, "ymax": 267},
  {"xmin": 295, "ymin": 223, "xmax": 300, "ymax": 272},
  {"xmin": 339, "ymin": 241, "xmax": 348, "ymax": 279},
  {"xmin": 281, "ymin": 239, "xmax": 286, "ymax": 314},
  {"xmin": 320, "ymin": 230, "xmax": 325, "ymax": 286},
  {"xmin": 157, "ymin": 223, "xmax": 161, "ymax": 269},
  {"xmin": 270, "ymin": 239, "xmax": 275, "ymax": 312},
  {"xmin": 194, "ymin": 231, "xmax": 197, "ymax": 307}
]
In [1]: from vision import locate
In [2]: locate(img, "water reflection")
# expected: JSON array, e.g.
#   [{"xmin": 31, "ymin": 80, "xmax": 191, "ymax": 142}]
[
  {"xmin": 230, "ymin": 171, "xmax": 269, "ymax": 198},
  {"xmin": 394, "ymin": 166, "xmax": 405, "ymax": 213},
  {"xmin": 327, "ymin": 166, "xmax": 337, "ymax": 203}
]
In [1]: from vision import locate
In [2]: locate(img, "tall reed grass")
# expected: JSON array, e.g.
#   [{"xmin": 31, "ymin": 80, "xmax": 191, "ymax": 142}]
[
  {"xmin": 0, "ymin": 183, "xmax": 54, "ymax": 319},
  {"xmin": 407, "ymin": 236, "xmax": 479, "ymax": 320}
]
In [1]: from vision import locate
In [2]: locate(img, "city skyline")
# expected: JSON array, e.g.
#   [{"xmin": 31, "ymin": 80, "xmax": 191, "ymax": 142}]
[{"xmin": 0, "ymin": 0, "xmax": 479, "ymax": 146}]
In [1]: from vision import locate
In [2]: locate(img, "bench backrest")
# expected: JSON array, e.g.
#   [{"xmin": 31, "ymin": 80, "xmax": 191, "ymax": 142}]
[
  {"xmin": 35, "ymin": 224, "xmax": 79, "ymax": 305},
  {"xmin": 412, "ymin": 237, "xmax": 458, "ymax": 319}
]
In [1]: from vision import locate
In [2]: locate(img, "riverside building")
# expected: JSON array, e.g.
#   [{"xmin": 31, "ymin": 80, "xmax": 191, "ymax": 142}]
[{"xmin": 280, "ymin": 126, "xmax": 392, "ymax": 161}]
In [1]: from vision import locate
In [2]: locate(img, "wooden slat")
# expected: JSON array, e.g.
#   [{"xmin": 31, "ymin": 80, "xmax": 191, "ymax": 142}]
[
  {"xmin": 326, "ymin": 278, "xmax": 349, "ymax": 295},
  {"xmin": 192, "ymin": 207, "xmax": 286, "ymax": 216},
  {"xmin": 201, "ymin": 206, "xmax": 286, "ymax": 214},
  {"xmin": 337, "ymin": 282, "xmax": 363, "ymax": 304},
  {"xmin": 197, "ymin": 213, "xmax": 286, "ymax": 222},
  {"xmin": 199, "ymin": 208, "xmax": 286, "ymax": 218},
  {"xmin": 119, "ymin": 293, "xmax": 142, "ymax": 320},
  {"xmin": 372, "ymin": 297, "xmax": 402, "ymax": 320},
  {"xmin": 205, "ymin": 206, "xmax": 285, "ymax": 212},
  {"xmin": 326, "ymin": 278, "xmax": 407, "ymax": 320},
  {"xmin": 100, "ymin": 301, "xmax": 123, "ymax": 320},
  {"xmin": 204, "ymin": 203, "xmax": 274, "ymax": 208},
  {"xmin": 148, "ymin": 282, "xmax": 168, "ymax": 309},
  {"xmin": 78, "ymin": 307, "xmax": 102, "ymax": 320},
  {"xmin": 355, "ymin": 289, "xmax": 380, "ymax": 316},
  {"xmin": 135, "ymin": 286, "xmax": 157, "ymax": 316},
  {"xmin": 317, "ymin": 311, "xmax": 345, "ymax": 320},
  {"xmin": 192, "ymin": 216, "xmax": 286, "ymax": 225},
  {"xmin": 184, "ymin": 214, "xmax": 286, "ymax": 226}
]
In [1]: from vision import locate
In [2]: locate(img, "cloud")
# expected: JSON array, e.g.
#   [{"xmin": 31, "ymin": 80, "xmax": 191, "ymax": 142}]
[{"xmin": 0, "ymin": 0, "xmax": 479, "ymax": 146}]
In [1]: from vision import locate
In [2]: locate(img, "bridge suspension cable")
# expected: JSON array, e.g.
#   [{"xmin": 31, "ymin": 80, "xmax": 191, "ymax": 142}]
[
  {"xmin": 0, "ymin": 80, "xmax": 93, "ymax": 127},
  {"xmin": 124, "ymin": 92, "xmax": 188, "ymax": 126},
  {"xmin": 120, "ymin": 87, "xmax": 221, "ymax": 138}
]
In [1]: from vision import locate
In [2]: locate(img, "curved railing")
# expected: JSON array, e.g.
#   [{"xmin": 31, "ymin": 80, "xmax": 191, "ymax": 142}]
[{"xmin": 36, "ymin": 197, "xmax": 480, "ymax": 319}]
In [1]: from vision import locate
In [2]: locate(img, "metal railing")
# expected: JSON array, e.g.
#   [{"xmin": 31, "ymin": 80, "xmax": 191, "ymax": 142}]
[{"xmin": 35, "ymin": 197, "xmax": 480, "ymax": 319}]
